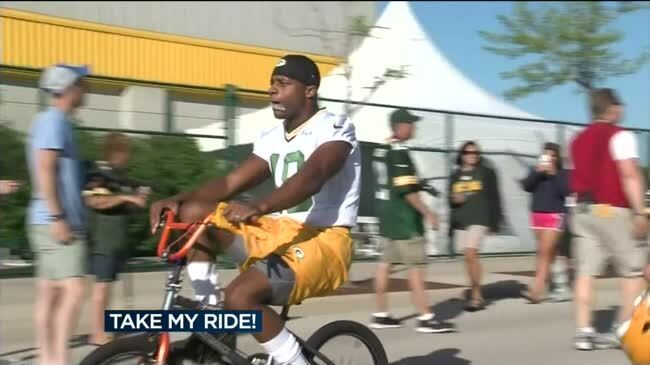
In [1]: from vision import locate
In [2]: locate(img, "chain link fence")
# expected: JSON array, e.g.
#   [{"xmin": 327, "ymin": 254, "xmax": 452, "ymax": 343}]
[{"xmin": 1, "ymin": 68, "xmax": 649, "ymax": 265}]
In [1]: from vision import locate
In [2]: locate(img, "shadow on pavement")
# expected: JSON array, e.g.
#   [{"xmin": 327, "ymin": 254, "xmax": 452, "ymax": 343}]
[
  {"xmin": 0, "ymin": 347, "xmax": 36, "ymax": 358},
  {"xmin": 594, "ymin": 306, "xmax": 619, "ymax": 333},
  {"xmin": 474, "ymin": 279, "xmax": 528, "ymax": 306},
  {"xmin": 397, "ymin": 280, "xmax": 527, "ymax": 323},
  {"xmin": 4, "ymin": 334, "xmax": 91, "ymax": 362},
  {"xmin": 390, "ymin": 348, "xmax": 471, "ymax": 365}
]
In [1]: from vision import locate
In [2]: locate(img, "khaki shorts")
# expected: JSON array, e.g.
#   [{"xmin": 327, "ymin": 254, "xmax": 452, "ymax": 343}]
[
  {"xmin": 381, "ymin": 236, "xmax": 427, "ymax": 267},
  {"xmin": 454, "ymin": 225, "xmax": 489, "ymax": 251},
  {"xmin": 29, "ymin": 225, "xmax": 87, "ymax": 280},
  {"xmin": 570, "ymin": 205, "xmax": 648, "ymax": 278}
]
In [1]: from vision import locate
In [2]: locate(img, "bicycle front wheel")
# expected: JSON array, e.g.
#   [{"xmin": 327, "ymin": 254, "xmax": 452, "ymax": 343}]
[
  {"xmin": 304, "ymin": 320, "xmax": 388, "ymax": 365},
  {"xmin": 78, "ymin": 333, "xmax": 192, "ymax": 365}
]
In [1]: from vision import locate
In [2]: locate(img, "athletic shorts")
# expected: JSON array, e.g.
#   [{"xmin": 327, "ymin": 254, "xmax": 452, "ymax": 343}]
[
  {"xmin": 28, "ymin": 225, "xmax": 87, "ymax": 280},
  {"xmin": 454, "ymin": 225, "xmax": 489, "ymax": 251},
  {"xmin": 531, "ymin": 212, "xmax": 564, "ymax": 231},
  {"xmin": 211, "ymin": 203, "xmax": 353, "ymax": 306},
  {"xmin": 88, "ymin": 253, "xmax": 127, "ymax": 283},
  {"xmin": 570, "ymin": 205, "xmax": 648, "ymax": 278},
  {"xmin": 381, "ymin": 236, "xmax": 427, "ymax": 267}
]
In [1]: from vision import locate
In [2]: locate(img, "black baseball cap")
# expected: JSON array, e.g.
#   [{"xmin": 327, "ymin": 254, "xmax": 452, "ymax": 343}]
[
  {"xmin": 271, "ymin": 55, "xmax": 321, "ymax": 87},
  {"xmin": 390, "ymin": 108, "xmax": 421, "ymax": 125}
]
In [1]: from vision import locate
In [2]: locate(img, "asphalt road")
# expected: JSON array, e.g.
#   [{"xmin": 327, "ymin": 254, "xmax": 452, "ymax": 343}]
[{"xmin": 0, "ymin": 256, "xmax": 633, "ymax": 365}]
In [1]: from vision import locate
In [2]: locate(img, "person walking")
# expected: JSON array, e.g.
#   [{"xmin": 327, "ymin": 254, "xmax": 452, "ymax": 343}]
[
  {"xmin": 448, "ymin": 141, "xmax": 503, "ymax": 311},
  {"xmin": 26, "ymin": 64, "xmax": 90, "ymax": 365},
  {"xmin": 520, "ymin": 142, "xmax": 571, "ymax": 303},
  {"xmin": 569, "ymin": 88, "xmax": 648, "ymax": 351},
  {"xmin": 370, "ymin": 108, "xmax": 455, "ymax": 333}
]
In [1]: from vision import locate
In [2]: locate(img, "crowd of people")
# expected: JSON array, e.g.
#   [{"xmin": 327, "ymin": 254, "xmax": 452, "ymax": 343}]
[
  {"xmin": 3, "ymin": 58, "xmax": 648, "ymax": 365},
  {"xmin": 368, "ymin": 88, "xmax": 649, "ymax": 362}
]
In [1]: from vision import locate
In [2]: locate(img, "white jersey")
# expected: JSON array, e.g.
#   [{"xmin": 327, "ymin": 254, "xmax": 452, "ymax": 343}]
[{"xmin": 253, "ymin": 109, "xmax": 361, "ymax": 227}]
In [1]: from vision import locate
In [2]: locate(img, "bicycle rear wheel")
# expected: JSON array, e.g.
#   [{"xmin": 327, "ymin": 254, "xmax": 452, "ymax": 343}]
[{"xmin": 304, "ymin": 320, "xmax": 388, "ymax": 365}]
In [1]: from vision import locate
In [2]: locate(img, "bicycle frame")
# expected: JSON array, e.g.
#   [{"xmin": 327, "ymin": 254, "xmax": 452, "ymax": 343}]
[{"xmin": 152, "ymin": 210, "xmax": 338, "ymax": 365}]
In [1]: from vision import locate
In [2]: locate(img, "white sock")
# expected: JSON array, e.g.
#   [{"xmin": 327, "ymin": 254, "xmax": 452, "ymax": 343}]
[
  {"xmin": 418, "ymin": 313, "xmax": 434, "ymax": 321},
  {"xmin": 578, "ymin": 326, "xmax": 595, "ymax": 333},
  {"xmin": 187, "ymin": 261, "xmax": 222, "ymax": 306},
  {"xmin": 373, "ymin": 312, "xmax": 390, "ymax": 317},
  {"xmin": 551, "ymin": 257, "xmax": 569, "ymax": 290},
  {"xmin": 261, "ymin": 327, "xmax": 308, "ymax": 365}
]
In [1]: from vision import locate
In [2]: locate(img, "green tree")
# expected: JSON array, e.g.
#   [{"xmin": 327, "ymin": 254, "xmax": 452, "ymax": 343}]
[
  {"xmin": 274, "ymin": 11, "xmax": 408, "ymax": 115},
  {"xmin": 479, "ymin": 1, "xmax": 650, "ymax": 100},
  {"xmin": 123, "ymin": 134, "xmax": 228, "ymax": 255},
  {"xmin": 0, "ymin": 122, "xmax": 230, "ymax": 259},
  {"xmin": 0, "ymin": 126, "xmax": 31, "ymax": 259}
]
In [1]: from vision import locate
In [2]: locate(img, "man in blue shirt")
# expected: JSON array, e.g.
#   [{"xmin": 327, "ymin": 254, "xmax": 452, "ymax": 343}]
[{"xmin": 27, "ymin": 63, "xmax": 89, "ymax": 365}]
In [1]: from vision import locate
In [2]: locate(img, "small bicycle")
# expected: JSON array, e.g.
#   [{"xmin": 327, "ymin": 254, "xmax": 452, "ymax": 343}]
[{"xmin": 79, "ymin": 210, "xmax": 388, "ymax": 365}]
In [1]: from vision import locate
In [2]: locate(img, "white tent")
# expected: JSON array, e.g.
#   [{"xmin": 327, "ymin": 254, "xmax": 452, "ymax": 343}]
[
  {"xmin": 188, "ymin": 1, "xmax": 544, "ymax": 150},
  {"xmin": 188, "ymin": 1, "xmax": 574, "ymax": 254}
]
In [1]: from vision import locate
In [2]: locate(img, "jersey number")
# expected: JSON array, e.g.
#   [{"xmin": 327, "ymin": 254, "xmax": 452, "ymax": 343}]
[
  {"xmin": 270, "ymin": 151, "xmax": 314, "ymax": 214},
  {"xmin": 372, "ymin": 149, "xmax": 389, "ymax": 201}
]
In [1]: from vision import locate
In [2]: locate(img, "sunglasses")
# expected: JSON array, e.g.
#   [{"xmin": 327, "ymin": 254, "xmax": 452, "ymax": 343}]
[{"xmin": 462, "ymin": 150, "xmax": 479, "ymax": 155}]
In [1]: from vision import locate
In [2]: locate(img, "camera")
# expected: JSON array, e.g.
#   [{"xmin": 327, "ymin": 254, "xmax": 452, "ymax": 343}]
[{"xmin": 539, "ymin": 154, "xmax": 551, "ymax": 166}]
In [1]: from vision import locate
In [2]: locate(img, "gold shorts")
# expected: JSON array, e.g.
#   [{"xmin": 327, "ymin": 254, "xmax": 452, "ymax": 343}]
[{"xmin": 211, "ymin": 203, "xmax": 353, "ymax": 305}]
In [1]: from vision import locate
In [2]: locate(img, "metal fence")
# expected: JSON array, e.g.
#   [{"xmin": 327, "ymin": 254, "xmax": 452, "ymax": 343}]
[
  {"xmin": 230, "ymin": 88, "xmax": 650, "ymax": 258},
  {"xmin": 1, "ymin": 67, "xmax": 649, "ymax": 260}
]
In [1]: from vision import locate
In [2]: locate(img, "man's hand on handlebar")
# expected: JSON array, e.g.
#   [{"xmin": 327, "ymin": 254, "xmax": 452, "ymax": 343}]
[
  {"xmin": 223, "ymin": 201, "xmax": 262, "ymax": 225},
  {"xmin": 150, "ymin": 199, "xmax": 181, "ymax": 234}
]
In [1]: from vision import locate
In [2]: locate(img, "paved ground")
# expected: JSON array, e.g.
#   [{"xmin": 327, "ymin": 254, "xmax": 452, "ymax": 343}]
[{"xmin": 0, "ymin": 256, "xmax": 633, "ymax": 365}]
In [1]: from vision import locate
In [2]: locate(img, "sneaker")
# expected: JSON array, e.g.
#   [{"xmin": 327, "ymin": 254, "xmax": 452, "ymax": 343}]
[
  {"xmin": 548, "ymin": 288, "xmax": 571, "ymax": 303},
  {"xmin": 415, "ymin": 318, "xmax": 456, "ymax": 333},
  {"xmin": 574, "ymin": 328, "xmax": 594, "ymax": 351},
  {"xmin": 369, "ymin": 314, "xmax": 402, "ymax": 329},
  {"xmin": 594, "ymin": 328, "xmax": 621, "ymax": 349}
]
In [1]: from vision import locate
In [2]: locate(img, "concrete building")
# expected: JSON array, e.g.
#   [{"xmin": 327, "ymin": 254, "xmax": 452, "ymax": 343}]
[{"xmin": 0, "ymin": 2, "xmax": 375, "ymax": 135}]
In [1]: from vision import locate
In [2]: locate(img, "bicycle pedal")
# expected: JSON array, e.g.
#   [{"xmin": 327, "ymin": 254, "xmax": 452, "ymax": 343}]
[{"xmin": 200, "ymin": 303, "xmax": 223, "ymax": 311}]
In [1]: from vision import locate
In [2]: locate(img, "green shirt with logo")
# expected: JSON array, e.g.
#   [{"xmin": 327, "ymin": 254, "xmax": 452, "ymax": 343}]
[
  {"xmin": 87, "ymin": 167, "xmax": 132, "ymax": 257},
  {"xmin": 372, "ymin": 143, "xmax": 424, "ymax": 240}
]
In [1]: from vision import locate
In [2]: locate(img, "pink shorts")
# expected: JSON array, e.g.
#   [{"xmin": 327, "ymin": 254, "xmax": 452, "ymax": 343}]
[{"xmin": 531, "ymin": 212, "xmax": 564, "ymax": 231}]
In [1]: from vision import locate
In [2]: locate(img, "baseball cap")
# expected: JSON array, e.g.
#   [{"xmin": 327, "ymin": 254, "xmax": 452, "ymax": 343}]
[
  {"xmin": 39, "ymin": 64, "xmax": 90, "ymax": 95},
  {"xmin": 390, "ymin": 108, "xmax": 421, "ymax": 125},
  {"xmin": 271, "ymin": 55, "xmax": 320, "ymax": 87}
]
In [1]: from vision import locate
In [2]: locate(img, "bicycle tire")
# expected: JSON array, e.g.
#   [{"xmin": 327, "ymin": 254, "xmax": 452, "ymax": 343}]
[
  {"xmin": 78, "ymin": 333, "xmax": 188, "ymax": 365},
  {"xmin": 304, "ymin": 320, "xmax": 388, "ymax": 365}
]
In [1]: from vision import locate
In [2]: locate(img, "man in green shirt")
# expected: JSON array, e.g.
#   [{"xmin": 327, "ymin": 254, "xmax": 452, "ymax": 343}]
[
  {"xmin": 370, "ymin": 108, "xmax": 455, "ymax": 333},
  {"xmin": 84, "ymin": 133, "xmax": 148, "ymax": 345}
]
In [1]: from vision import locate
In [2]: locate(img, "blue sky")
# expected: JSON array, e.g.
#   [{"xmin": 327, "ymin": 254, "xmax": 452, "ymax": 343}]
[{"xmin": 377, "ymin": 1, "xmax": 650, "ymax": 130}]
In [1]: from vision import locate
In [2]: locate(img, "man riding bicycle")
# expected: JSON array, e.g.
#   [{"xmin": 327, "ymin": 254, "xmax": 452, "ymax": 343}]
[{"xmin": 149, "ymin": 54, "xmax": 361, "ymax": 365}]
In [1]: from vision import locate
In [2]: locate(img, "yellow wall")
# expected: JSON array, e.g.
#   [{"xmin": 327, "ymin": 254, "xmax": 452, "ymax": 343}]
[{"xmin": 0, "ymin": 8, "xmax": 340, "ymax": 91}]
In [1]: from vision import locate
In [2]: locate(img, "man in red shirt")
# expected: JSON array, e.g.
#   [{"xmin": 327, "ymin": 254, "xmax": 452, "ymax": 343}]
[{"xmin": 569, "ymin": 88, "xmax": 648, "ymax": 351}]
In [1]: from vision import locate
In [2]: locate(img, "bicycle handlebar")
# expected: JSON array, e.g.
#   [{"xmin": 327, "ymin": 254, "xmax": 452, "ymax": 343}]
[{"xmin": 156, "ymin": 209, "xmax": 214, "ymax": 262}]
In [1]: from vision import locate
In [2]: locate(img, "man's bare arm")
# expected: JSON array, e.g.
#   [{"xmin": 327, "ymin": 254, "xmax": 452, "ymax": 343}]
[
  {"xmin": 85, "ymin": 195, "xmax": 137, "ymax": 210},
  {"xmin": 254, "ymin": 141, "xmax": 351, "ymax": 215},
  {"xmin": 149, "ymin": 154, "xmax": 271, "ymax": 230},
  {"xmin": 36, "ymin": 150, "xmax": 63, "ymax": 215},
  {"xmin": 617, "ymin": 158, "xmax": 647, "ymax": 215},
  {"xmin": 404, "ymin": 192, "xmax": 434, "ymax": 217},
  {"xmin": 175, "ymin": 154, "xmax": 271, "ymax": 204}
]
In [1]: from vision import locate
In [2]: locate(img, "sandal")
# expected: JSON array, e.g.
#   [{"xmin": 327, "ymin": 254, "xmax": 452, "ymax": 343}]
[
  {"xmin": 521, "ymin": 290, "xmax": 544, "ymax": 304},
  {"xmin": 464, "ymin": 298, "xmax": 486, "ymax": 312}
]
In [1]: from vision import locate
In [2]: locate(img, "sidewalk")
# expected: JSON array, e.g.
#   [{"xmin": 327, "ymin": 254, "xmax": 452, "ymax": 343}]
[{"xmin": 0, "ymin": 255, "xmax": 623, "ymax": 365}]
